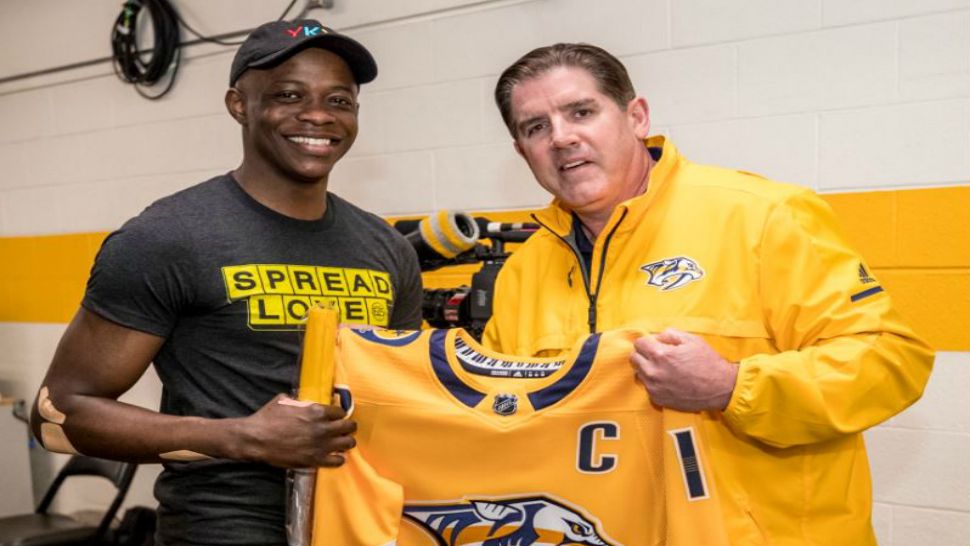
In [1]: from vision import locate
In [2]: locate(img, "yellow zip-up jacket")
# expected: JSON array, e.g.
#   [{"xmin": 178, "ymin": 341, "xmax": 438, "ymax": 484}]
[{"xmin": 483, "ymin": 136, "xmax": 935, "ymax": 545}]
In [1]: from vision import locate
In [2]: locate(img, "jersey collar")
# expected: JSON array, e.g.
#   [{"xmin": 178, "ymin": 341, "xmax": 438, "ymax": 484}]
[{"xmin": 428, "ymin": 329, "xmax": 601, "ymax": 415}]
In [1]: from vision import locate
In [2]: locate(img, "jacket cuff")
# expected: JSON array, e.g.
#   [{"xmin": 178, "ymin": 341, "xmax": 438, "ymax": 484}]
[{"xmin": 722, "ymin": 355, "xmax": 760, "ymax": 428}]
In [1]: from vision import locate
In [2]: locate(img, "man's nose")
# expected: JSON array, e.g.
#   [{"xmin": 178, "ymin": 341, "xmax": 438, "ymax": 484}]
[
  {"xmin": 550, "ymin": 120, "xmax": 579, "ymax": 148},
  {"xmin": 296, "ymin": 98, "xmax": 336, "ymax": 124}
]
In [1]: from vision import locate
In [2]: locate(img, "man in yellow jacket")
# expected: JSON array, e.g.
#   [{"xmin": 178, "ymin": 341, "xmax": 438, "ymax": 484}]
[{"xmin": 483, "ymin": 42, "xmax": 935, "ymax": 545}]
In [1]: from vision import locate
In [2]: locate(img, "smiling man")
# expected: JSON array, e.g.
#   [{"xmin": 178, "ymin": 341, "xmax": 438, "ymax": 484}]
[
  {"xmin": 484, "ymin": 43, "xmax": 934, "ymax": 545},
  {"xmin": 30, "ymin": 20, "xmax": 422, "ymax": 546}
]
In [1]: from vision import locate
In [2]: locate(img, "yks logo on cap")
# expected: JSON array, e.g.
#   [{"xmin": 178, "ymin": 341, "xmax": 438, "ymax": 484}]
[
  {"xmin": 639, "ymin": 256, "xmax": 704, "ymax": 291},
  {"xmin": 403, "ymin": 495, "xmax": 617, "ymax": 546},
  {"xmin": 284, "ymin": 25, "xmax": 328, "ymax": 38}
]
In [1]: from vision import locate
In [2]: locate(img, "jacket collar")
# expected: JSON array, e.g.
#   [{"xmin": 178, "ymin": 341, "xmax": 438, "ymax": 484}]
[{"xmin": 532, "ymin": 135, "xmax": 683, "ymax": 239}]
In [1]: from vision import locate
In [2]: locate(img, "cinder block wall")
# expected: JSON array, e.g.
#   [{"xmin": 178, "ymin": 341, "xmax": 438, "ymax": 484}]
[{"xmin": 0, "ymin": 1, "xmax": 967, "ymax": 542}]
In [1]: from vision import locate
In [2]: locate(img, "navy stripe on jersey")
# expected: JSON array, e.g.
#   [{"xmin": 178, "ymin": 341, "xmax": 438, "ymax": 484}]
[
  {"xmin": 351, "ymin": 328, "xmax": 423, "ymax": 346},
  {"xmin": 333, "ymin": 385, "xmax": 354, "ymax": 414},
  {"xmin": 669, "ymin": 428, "xmax": 708, "ymax": 501},
  {"xmin": 850, "ymin": 286, "xmax": 884, "ymax": 302},
  {"xmin": 528, "ymin": 333, "xmax": 600, "ymax": 410},
  {"xmin": 429, "ymin": 329, "xmax": 486, "ymax": 408}
]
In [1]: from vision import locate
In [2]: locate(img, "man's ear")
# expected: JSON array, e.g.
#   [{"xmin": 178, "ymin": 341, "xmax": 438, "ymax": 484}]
[
  {"xmin": 513, "ymin": 140, "xmax": 525, "ymax": 158},
  {"xmin": 627, "ymin": 97, "xmax": 650, "ymax": 138},
  {"xmin": 225, "ymin": 87, "xmax": 247, "ymax": 125}
]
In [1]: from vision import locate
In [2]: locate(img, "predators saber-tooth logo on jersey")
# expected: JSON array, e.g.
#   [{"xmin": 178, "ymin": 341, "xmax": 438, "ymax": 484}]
[
  {"xmin": 639, "ymin": 256, "xmax": 704, "ymax": 291},
  {"xmin": 403, "ymin": 495, "xmax": 617, "ymax": 546}
]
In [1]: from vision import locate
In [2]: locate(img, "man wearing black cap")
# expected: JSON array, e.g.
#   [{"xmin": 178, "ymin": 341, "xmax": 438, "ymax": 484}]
[{"xmin": 30, "ymin": 19, "xmax": 422, "ymax": 545}]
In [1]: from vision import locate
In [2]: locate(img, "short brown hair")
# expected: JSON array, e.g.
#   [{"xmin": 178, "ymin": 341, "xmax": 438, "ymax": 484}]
[{"xmin": 494, "ymin": 43, "xmax": 636, "ymax": 135}]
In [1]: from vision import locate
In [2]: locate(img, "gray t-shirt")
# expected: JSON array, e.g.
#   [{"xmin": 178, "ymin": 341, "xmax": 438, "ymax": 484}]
[{"xmin": 83, "ymin": 174, "xmax": 422, "ymax": 545}]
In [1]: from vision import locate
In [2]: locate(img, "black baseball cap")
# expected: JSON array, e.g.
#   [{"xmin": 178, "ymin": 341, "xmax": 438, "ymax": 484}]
[{"xmin": 229, "ymin": 19, "xmax": 378, "ymax": 86}]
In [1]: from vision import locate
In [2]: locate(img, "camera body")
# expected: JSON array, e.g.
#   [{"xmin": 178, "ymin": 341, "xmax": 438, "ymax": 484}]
[
  {"xmin": 394, "ymin": 213, "xmax": 537, "ymax": 340},
  {"xmin": 421, "ymin": 245, "xmax": 505, "ymax": 340}
]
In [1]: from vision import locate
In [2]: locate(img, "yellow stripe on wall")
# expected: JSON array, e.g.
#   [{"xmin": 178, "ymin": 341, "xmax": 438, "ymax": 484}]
[
  {"xmin": 824, "ymin": 186, "xmax": 969, "ymax": 351},
  {"xmin": 0, "ymin": 232, "xmax": 107, "ymax": 324},
  {"xmin": 1, "ymin": 188, "xmax": 967, "ymax": 350}
]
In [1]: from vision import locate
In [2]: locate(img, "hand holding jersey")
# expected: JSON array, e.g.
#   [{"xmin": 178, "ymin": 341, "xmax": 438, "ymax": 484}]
[
  {"xmin": 244, "ymin": 394, "xmax": 354, "ymax": 468},
  {"xmin": 31, "ymin": 265, "xmax": 357, "ymax": 470},
  {"xmin": 630, "ymin": 329, "xmax": 739, "ymax": 412}
]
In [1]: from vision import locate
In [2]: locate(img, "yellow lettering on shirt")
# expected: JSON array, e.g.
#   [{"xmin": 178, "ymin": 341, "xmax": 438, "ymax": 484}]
[
  {"xmin": 221, "ymin": 265, "xmax": 395, "ymax": 330},
  {"xmin": 367, "ymin": 298, "xmax": 390, "ymax": 327},
  {"xmin": 319, "ymin": 268, "xmax": 350, "ymax": 296},
  {"xmin": 345, "ymin": 269, "xmax": 376, "ymax": 297},
  {"xmin": 289, "ymin": 266, "xmax": 322, "ymax": 295},
  {"xmin": 223, "ymin": 265, "xmax": 264, "ymax": 300},
  {"xmin": 258, "ymin": 265, "xmax": 294, "ymax": 295},
  {"xmin": 249, "ymin": 295, "xmax": 285, "ymax": 326},
  {"xmin": 341, "ymin": 297, "xmax": 368, "ymax": 324},
  {"xmin": 284, "ymin": 296, "xmax": 314, "ymax": 325},
  {"xmin": 371, "ymin": 272, "xmax": 393, "ymax": 298}
]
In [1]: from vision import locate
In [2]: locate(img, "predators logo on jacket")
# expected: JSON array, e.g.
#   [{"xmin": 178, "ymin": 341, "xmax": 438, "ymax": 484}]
[{"xmin": 304, "ymin": 327, "xmax": 729, "ymax": 546}]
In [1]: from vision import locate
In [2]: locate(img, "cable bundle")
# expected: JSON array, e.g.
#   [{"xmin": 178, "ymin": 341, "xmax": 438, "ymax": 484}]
[
  {"xmin": 111, "ymin": 0, "xmax": 182, "ymax": 99},
  {"xmin": 110, "ymin": 0, "xmax": 300, "ymax": 99}
]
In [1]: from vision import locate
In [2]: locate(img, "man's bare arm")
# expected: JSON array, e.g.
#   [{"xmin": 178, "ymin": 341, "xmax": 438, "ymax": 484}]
[{"xmin": 31, "ymin": 308, "xmax": 354, "ymax": 467}]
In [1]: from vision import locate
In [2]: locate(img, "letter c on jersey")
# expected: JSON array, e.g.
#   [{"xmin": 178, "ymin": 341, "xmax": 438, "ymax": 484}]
[{"xmin": 577, "ymin": 422, "xmax": 619, "ymax": 473}]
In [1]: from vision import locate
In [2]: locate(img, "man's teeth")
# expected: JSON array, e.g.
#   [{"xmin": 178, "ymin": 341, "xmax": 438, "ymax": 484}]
[
  {"xmin": 562, "ymin": 160, "xmax": 585, "ymax": 170},
  {"xmin": 289, "ymin": 136, "xmax": 332, "ymax": 146}
]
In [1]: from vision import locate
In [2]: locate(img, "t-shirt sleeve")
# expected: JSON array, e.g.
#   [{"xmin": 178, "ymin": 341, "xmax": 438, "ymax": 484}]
[
  {"xmin": 388, "ymin": 238, "xmax": 424, "ymax": 330},
  {"xmin": 82, "ymin": 214, "xmax": 194, "ymax": 337}
]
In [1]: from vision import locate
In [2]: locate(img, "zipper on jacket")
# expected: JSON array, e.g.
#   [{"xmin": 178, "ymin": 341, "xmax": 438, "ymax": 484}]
[
  {"xmin": 531, "ymin": 209, "xmax": 627, "ymax": 334},
  {"xmin": 588, "ymin": 211, "xmax": 625, "ymax": 332}
]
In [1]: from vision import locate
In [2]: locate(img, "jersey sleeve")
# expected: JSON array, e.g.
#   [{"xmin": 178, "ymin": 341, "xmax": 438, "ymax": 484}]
[
  {"xmin": 82, "ymin": 213, "xmax": 194, "ymax": 337},
  {"xmin": 722, "ymin": 190, "xmax": 935, "ymax": 448},
  {"xmin": 309, "ymin": 331, "xmax": 403, "ymax": 545},
  {"xmin": 310, "ymin": 448, "xmax": 403, "ymax": 546}
]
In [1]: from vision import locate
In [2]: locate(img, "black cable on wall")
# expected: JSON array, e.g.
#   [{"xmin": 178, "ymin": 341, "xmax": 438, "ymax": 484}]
[
  {"xmin": 109, "ymin": 0, "xmax": 299, "ymax": 100},
  {"xmin": 111, "ymin": 0, "xmax": 182, "ymax": 99}
]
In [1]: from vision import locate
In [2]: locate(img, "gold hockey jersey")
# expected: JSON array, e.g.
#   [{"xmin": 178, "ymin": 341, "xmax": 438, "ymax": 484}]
[{"xmin": 305, "ymin": 327, "xmax": 728, "ymax": 546}]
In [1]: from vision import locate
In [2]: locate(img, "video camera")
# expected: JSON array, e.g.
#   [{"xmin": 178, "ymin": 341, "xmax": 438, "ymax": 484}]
[{"xmin": 393, "ymin": 212, "xmax": 538, "ymax": 340}]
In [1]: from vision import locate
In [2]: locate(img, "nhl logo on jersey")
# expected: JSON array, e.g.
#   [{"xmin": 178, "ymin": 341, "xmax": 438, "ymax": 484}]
[
  {"xmin": 403, "ymin": 495, "xmax": 617, "ymax": 546},
  {"xmin": 492, "ymin": 393, "xmax": 518, "ymax": 416},
  {"xmin": 639, "ymin": 256, "xmax": 704, "ymax": 291}
]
